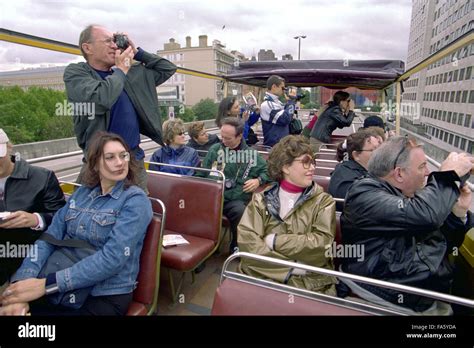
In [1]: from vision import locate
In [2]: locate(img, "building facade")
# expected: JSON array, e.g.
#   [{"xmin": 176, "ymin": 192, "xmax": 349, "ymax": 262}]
[
  {"xmin": 404, "ymin": 0, "xmax": 473, "ymax": 153},
  {"xmin": 0, "ymin": 66, "xmax": 66, "ymax": 91},
  {"xmin": 157, "ymin": 35, "xmax": 244, "ymax": 107}
]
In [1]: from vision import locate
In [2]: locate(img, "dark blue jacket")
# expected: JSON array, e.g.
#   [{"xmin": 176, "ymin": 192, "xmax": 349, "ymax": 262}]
[
  {"xmin": 260, "ymin": 92, "xmax": 294, "ymax": 147},
  {"xmin": 149, "ymin": 145, "xmax": 200, "ymax": 176}
]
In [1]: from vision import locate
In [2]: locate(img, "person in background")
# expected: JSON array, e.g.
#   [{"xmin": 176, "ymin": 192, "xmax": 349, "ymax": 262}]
[
  {"xmin": 199, "ymin": 117, "xmax": 269, "ymax": 253},
  {"xmin": 238, "ymin": 135, "xmax": 337, "ymax": 295},
  {"xmin": 301, "ymin": 109, "xmax": 318, "ymax": 138},
  {"xmin": 187, "ymin": 121, "xmax": 221, "ymax": 159},
  {"xmin": 149, "ymin": 119, "xmax": 200, "ymax": 176},
  {"xmin": 328, "ymin": 128, "xmax": 383, "ymax": 210},
  {"xmin": 309, "ymin": 91, "xmax": 355, "ymax": 152},
  {"xmin": 259, "ymin": 75, "xmax": 296, "ymax": 147},
  {"xmin": 0, "ymin": 132, "xmax": 152, "ymax": 315},
  {"xmin": 216, "ymin": 97, "xmax": 260, "ymax": 145},
  {"xmin": 0, "ymin": 129, "xmax": 66, "ymax": 286}
]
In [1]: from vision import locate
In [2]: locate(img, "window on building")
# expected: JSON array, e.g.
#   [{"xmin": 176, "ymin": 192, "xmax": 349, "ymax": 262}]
[
  {"xmin": 459, "ymin": 68, "xmax": 465, "ymax": 80},
  {"xmin": 460, "ymin": 138, "xmax": 466, "ymax": 150},
  {"xmin": 453, "ymin": 112, "xmax": 458, "ymax": 124},
  {"xmin": 453, "ymin": 69, "xmax": 459, "ymax": 81},
  {"xmin": 450, "ymin": 91, "xmax": 456, "ymax": 102},
  {"xmin": 466, "ymin": 66, "xmax": 472, "ymax": 80},
  {"xmin": 458, "ymin": 113, "xmax": 465, "ymax": 125},
  {"xmin": 462, "ymin": 90, "xmax": 468, "ymax": 102},
  {"xmin": 443, "ymin": 110, "xmax": 447, "ymax": 121},
  {"xmin": 468, "ymin": 141, "xmax": 474, "ymax": 154},
  {"xmin": 470, "ymin": 90, "xmax": 474, "ymax": 103},
  {"xmin": 448, "ymin": 71, "xmax": 453, "ymax": 82},
  {"xmin": 449, "ymin": 133, "xmax": 454, "ymax": 145},
  {"xmin": 465, "ymin": 114, "xmax": 472, "ymax": 128},
  {"xmin": 454, "ymin": 135, "xmax": 460, "ymax": 147},
  {"xmin": 444, "ymin": 132, "xmax": 449, "ymax": 142},
  {"xmin": 456, "ymin": 90, "xmax": 462, "ymax": 102},
  {"xmin": 443, "ymin": 72, "xmax": 448, "ymax": 83}
]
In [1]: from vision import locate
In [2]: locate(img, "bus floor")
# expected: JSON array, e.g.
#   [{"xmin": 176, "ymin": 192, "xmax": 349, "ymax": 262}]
[{"xmin": 156, "ymin": 233, "xmax": 237, "ymax": 316}]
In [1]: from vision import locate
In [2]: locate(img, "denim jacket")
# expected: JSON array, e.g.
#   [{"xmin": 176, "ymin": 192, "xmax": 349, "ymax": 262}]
[{"xmin": 11, "ymin": 181, "xmax": 153, "ymax": 297}]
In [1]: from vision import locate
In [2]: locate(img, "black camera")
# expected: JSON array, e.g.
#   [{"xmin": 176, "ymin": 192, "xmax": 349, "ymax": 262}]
[
  {"xmin": 113, "ymin": 33, "xmax": 130, "ymax": 51},
  {"xmin": 225, "ymin": 179, "xmax": 236, "ymax": 190}
]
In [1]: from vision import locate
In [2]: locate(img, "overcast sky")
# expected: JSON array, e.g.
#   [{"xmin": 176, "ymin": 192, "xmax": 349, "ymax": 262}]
[{"xmin": 0, "ymin": 0, "xmax": 412, "ymax": 71}]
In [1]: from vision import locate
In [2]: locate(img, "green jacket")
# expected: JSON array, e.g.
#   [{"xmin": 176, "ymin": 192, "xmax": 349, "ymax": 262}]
[
  {"xmin": 238, "ymin": 182, "xmax": 337, "ymax": 295},
  {"xmin": 200, "ymin": 141, "xmax": 270, "ymax": 203},
  {"xmin": 63, "ymin": 49, "xmax": 177, "ymax": 151}
]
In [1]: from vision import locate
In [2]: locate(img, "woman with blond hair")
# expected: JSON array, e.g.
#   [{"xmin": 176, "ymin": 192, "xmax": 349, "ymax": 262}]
[
  {"xmin": 149, "ymin": 118, "xmax": 200, "ymax": 175},
  {"xmin": 238, "ymin": 135, "xmax": 337, "ymax": 295}
]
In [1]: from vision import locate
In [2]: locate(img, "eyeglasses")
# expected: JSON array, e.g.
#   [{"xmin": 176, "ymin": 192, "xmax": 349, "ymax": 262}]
[
  {"xmin": 393, "ymin": 135, "xmax": 417, "ymax": 170},
  {"xmin": 90, "ymin": 37, "xmax": 115, "ymax": 46},
  {"xmin": 177, "ymin": 131, "xmax": 185, "ymax": 136},
  {"xmin": 294, "ymin": 155, "xmax": 316, "ymax": 169},
  {"xmin": 104, "ymin": 151, "xmax": 130, "ymax": 163}
]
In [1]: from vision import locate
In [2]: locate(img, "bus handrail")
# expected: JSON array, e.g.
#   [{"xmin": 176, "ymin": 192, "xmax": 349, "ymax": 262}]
[{"xmin": 222, "ymin": 252, "xmax": 474, "ymax": 308}]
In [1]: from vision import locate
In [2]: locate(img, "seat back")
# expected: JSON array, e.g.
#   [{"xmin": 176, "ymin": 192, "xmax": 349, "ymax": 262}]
[
  {"xmin": 313, "ymin": 166, "xmax": 334, "ymax": 177},
  {"xmin": 147, "ymin": 170, "xmax": 223, "ymax": 243},
  {"xmin": 313, "ymin": 175, "xmax": 330, "ymax": 193},
  {"xmin": 127, "ymin": 199, "xmax": 166, "ymax": 315},
  {"xmin": 315, "ymin": 152, "xmax": 338, "ymax": 161},
  {"xmin": 315, "ymin": 159, "xmax": 338, "ymax": 168}
]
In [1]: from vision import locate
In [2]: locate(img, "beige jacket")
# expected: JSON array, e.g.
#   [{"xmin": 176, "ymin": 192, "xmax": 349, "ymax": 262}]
[{"xmin": 237, "ymin": 183, "xmax": 337, "ymax": 295}]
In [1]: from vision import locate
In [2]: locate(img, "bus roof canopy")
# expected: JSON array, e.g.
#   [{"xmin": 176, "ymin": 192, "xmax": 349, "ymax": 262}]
[{"xmin": 224, "ymin": 59, "xmax": 405, "ymax": 90}]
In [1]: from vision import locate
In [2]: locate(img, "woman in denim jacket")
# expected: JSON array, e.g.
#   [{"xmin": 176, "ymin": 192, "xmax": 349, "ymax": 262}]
[{"xmin": 0, "ymin": 132, "xmax": 152, "ymax": 315}]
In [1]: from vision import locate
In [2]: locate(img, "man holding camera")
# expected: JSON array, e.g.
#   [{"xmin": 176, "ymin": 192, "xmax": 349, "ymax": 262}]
[
  {"xmin": 340, "ymin": 136, "xmax": 473, "ymax": 314},
  {"xmin": 64, "ymin": 25, "xmax": 177, "ymax": 191},
  {"xmin": 200, "ymin": 118, "xmax": 269, "ymax": 254},
  {"xmin": 260, "ymin": 75, "xmax": 296, "ymax": 147}
]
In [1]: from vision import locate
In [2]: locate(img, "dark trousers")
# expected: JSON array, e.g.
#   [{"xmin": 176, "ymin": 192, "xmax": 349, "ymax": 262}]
[
  {"xmin": 30, "ymin": 293, "xmax": 133, "ymax": 316},
  {"xmin": 223, "ymin": 200, "xmax": 248, "ymax": 253}
]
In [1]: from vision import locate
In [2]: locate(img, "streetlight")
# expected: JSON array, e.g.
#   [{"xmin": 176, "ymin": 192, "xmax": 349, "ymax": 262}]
[{"xmin": 294, "ymin": 35, "xmax": 306, "ymax": 60}]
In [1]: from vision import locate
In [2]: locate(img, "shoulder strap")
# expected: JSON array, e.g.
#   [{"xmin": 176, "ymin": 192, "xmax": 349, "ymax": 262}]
[{"xmin": 39, "ymin": 233, "xmax": 95, "ymax": 250}]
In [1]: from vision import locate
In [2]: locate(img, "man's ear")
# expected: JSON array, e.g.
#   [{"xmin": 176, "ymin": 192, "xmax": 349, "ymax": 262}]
[
  {"xmin": 82, "ymin": 42, "xmax": 93, "ymax": 57},
  {"xmin": 393, "ymin": 167, "xmax": 404, "ymax": 183}
]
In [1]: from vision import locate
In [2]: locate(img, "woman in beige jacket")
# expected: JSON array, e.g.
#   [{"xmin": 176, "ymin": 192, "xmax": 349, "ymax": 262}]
[{"xmin": 238, "ymin": 135, "xmax": 337, "ymax": 295}]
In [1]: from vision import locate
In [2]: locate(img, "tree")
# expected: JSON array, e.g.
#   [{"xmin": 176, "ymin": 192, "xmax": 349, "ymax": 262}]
[
  {"xmin": 192, "ymin": 98, "xmax": 218, "ymax": 121},
  {"xmin": 302, "ymin": 101, "xmax": 319, "ymax": 110},
  {"xmin": 299, "ymin": 90, "xmax": 311, "ymax": 105},
  {"xmin": 178, "ymin": 106, "xmax": 195, "ymax": 123}
]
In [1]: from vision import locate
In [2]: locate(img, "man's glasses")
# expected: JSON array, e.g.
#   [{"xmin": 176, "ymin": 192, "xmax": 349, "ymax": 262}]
[
  {"xmin": 90, "ymin": 37, "xmax": 115, "ymax": 46},
  {"xmin": 393, "ymin": 135, "xmax": 417, "ymax": 169},
  {"xmin": 294, "ymin": 155, "xmax": 316, "ymax": 169}
]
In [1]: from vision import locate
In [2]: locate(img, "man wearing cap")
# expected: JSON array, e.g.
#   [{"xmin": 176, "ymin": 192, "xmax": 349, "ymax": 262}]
[{"xmin": 0, "ymin": 129, "xmax": 65, "ymax": 285}]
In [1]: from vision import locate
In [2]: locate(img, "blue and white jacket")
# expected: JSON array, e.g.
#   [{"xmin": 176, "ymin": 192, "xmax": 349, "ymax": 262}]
[
  {"xmin": 149, "ymin": 145, "xmax": 200, "ymax": 176},
  {"xmin": 260, "ymin": 92, "xmax": 295, "ymax": 147}
]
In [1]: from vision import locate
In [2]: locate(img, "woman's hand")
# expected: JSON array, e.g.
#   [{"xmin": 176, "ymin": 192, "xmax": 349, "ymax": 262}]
[
  {"xmin": 2, "ymin": 278, "xmax": 46, "ymax": 306},
  {"xmin": 0, "ymin": 302, "xmax": 30, "ymax": 316}
]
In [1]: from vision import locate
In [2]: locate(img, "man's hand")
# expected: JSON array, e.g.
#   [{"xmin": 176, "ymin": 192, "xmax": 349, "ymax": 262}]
[
  {"xmin": 0, "ymin": 211, "xmax": 38, "ymax": 229},
  {"xmin": 122, "ymin": 32, "xmax": 137, "ymax": 55},
  {"xmin": 242, "ymin": 178, "xmax": 260, "ymax": 193},
  {"xmin": 440, "ymin": 152, "xmax": 474, "ymax": 178},
  {"xmin": 452, "ymin": 184, "xmax": 472, "ymax": 219},
  {"xmin": 348, "ymin": 99, "xmax": 355, "ymax": 112},
  {"xmin": 115, "ymin": 46, "xmax": 135, "ymax": 74},
  {"xmin": 0, "ymin": 302, "xmax": 29, "ymax": 316},
  {"xmin": 2, "ymin": 278, "xmax": 46, "ymax": 306}
]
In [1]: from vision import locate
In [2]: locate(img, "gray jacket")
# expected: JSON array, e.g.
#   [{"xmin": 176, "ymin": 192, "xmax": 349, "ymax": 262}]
[{"xmin": 63, "ymin": 49, "xmax": 177, "ymax": 150}]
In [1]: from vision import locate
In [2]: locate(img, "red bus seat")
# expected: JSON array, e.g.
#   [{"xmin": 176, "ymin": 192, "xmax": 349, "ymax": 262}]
[
  {"xmin": 147, "ymin": 171, "xmax": 223, "ymax": 302},
  {"xmin": 127, "ymin": 209, "xmax": 165, "ymax": 316}
]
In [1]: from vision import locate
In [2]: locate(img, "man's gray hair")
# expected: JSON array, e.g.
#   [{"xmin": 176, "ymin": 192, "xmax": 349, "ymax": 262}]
[
  {"xmin": 79, "ymin": 24, "xmax": 99, "ymax": 60},
  {"xmin": 368, "ymin": 136, "xmax": 422, "ymax": 177}
]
